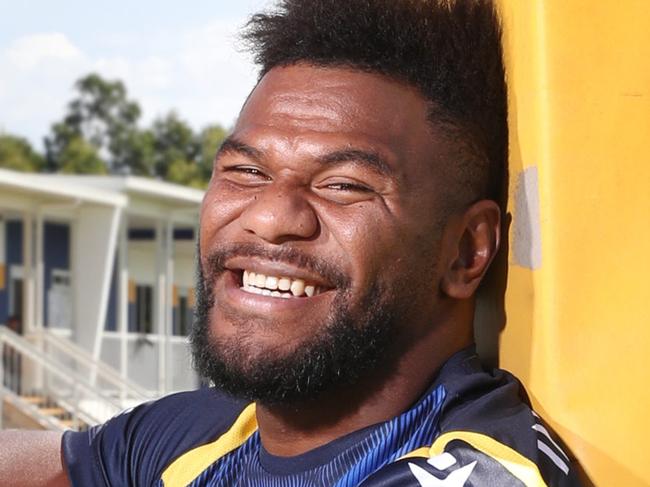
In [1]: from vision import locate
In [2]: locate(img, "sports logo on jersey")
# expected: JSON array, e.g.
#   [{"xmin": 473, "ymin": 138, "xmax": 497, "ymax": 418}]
[
  {"xmin": 360, "ymin": 430, "xmax": 565, "ymax": 486},
  {"xmin": 408, "ymin": 452, "xmax": 476, "ymax": 486}
]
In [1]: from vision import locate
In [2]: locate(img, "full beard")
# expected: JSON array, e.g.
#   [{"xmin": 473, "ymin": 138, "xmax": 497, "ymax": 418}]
[{"xmin": 190, "ymin": 243, "xmax": 398, "ymax": 405}]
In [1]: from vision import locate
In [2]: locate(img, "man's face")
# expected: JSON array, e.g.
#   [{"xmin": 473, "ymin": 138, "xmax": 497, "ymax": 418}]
[{"xmin": 194, "ymin": 64, "xmax": 453, "ymax": 403}]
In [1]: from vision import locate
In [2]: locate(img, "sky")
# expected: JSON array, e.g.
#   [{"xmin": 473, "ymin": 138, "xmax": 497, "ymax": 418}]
[{"xmin": 0, "ymin": 0, "xmax": 271, "ymax": 151}]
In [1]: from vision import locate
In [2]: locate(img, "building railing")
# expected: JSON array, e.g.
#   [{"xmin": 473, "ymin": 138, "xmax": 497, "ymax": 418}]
[
  {"xmin": 0, "ymin": 326, "xmax": 129, "ymax": 430},
  {"xmin": 35, "ymin": 329, "xmax": 155, "ymax": 403}
]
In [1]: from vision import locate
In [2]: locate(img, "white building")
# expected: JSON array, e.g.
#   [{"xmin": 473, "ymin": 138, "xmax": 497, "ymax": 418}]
[{"xmin": 0, "ymin": 169, "xmax": 204, "ymax": 429}]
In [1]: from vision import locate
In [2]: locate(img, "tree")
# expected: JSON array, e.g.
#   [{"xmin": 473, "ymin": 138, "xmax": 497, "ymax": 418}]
[
  {"xmin": 45, "ymin": 73, "xmax": 142, "ymax": 173},
  {"xmin": 45, "ymin": 122, "xmax": 80, "ymax": 172},
  {"xmin": 41, "ymin": 72, "xmax": 228, "ymax": 187},
  {"xmin": 58, "ymin": 137, "xmax": 106, "ymax": 174},
  {"xmin": 112, "ymin": 129, "xmax": 155, "ymax": 176},
  {"xmin": 153, "ymin": 119, "xmax": 228, "ymax": 187},
  {"xmin": 197, "ymin": 124, "xmax": 228, "ymax": 181},
  {"xmin": 151, "ymin": 112, "xmax": 198, "ymax": 178},
  {"xmin": 0, "ymin": 134, "xmax": 44, "ymax": 172},
  {"xmin": 165, "ymin": 157, "xmax": 205, "ymax": 188}
]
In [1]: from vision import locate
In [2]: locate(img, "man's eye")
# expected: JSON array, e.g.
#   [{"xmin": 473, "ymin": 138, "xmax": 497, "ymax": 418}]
[
  {"xmin": 326, "ymin": 182, "xmax": 371, "ymax": 192},
  {"xmin": 223, "ymin": 165, "xmax": 270, "ymax": 180},
  {"xmin": 231, "ymin": 166, "xmax": 263, "ymax": 175}
]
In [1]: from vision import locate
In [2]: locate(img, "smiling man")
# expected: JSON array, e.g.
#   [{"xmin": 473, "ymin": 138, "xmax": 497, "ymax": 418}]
[{"xmin": 0, "ymin": 1, "xmax": 583, "ymax": 486}]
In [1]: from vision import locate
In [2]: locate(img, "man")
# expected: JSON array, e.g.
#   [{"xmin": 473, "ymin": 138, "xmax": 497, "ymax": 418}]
[{"xmin": 0, "ymin": 0, "xmax": 582, "ymax": 485}]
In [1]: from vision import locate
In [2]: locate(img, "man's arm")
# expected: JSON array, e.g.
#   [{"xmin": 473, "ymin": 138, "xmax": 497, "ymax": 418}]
[{"xmin": 0, "ymin": 431, "xmax": 69, "ymax": 487}]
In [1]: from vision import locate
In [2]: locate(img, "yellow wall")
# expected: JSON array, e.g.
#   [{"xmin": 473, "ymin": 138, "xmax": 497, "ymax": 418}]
[{"xmin": 498, "ymin": 1, "xmax": 650, "ymax": 485}]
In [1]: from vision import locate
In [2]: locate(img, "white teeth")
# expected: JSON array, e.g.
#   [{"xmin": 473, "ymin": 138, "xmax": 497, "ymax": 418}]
[
  {"xmin": 243, "ymin": 286, "xmax": 261, "ymax": 295},
  {"xmin": 241, "ymin": 270, "xmax": 321, "ymax": 298},
  {"xmin": 290, "ymin": 279, "xmax": 305, "ymax": 297},
  {"xmin": 255, "ymin": 273, "xmax": 266, "ymax": 287},
  {"xmin": 265, "ymin": 276, "xmax": 278, "ymax": 290}
]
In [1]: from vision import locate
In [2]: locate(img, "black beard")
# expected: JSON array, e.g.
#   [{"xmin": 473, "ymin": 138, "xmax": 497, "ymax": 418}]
[{"xmin": 189, "ymin": 243, "xmax": 398, "ymax": 405}]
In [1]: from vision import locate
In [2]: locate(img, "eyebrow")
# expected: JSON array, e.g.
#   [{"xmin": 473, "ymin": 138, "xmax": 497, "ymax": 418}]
[
  {"xmin": 216, "ymin": 137, "xmax": 265, "ymax": 162},
  {"xmin": 216, "ymin": 136, "xmax": 394, "ymax": 177},
  {"xmin": 316, "ymin": 149, "xmax": 393, "ymax": 176}
]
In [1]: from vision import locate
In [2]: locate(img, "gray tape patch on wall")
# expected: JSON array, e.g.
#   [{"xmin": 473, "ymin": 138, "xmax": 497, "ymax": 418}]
[{"xmin": 512, "ymin": 166, "xmax": 542, "ymax": 270}]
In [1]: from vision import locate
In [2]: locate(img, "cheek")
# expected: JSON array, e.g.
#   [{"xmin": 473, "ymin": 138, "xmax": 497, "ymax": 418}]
[
  {"xmin": 340, "ymin": 210, "xmax": 441, "ymax": 289},
  {"xmin": 325, "ymin": 207, "xmax": 402, "ymax": 281},
  {"xmin": 200, "ymin": 182, "xmax": 252, "ymax": 240}
]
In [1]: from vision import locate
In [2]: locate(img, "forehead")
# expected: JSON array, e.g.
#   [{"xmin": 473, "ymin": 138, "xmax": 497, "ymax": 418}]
[{"xmin": 233, "ymin": 64, "xmax": 436, "ymax": 165}]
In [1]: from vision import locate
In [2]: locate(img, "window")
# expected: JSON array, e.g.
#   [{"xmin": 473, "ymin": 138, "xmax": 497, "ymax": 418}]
[
  {"xmin": 172, "ymin": 288, "xmax": 192, "ymax": 336},
  {"xmin": 134, "ymin": 284, "xmax": 153, "ymax": 334}
]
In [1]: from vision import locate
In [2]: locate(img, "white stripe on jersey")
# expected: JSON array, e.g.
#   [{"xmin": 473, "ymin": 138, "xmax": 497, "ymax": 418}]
[
  {"xmin": 537, "ymin": 440, "xmax": 569, "ymax": 475},
  {"xmin": 532, "ymin": 423, "xmax": 570, "ymax": 462}
]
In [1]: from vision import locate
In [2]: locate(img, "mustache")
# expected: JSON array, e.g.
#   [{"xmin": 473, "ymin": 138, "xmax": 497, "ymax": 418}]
[{"xmin": 200, "ymin": 242, "xmax": 351, "ymax": 289}]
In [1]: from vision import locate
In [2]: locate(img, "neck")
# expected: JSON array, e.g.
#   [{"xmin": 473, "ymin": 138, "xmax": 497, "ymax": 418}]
[{"xmin": 256, "ymin": 310, "xmax": 473, "ymax": 456}]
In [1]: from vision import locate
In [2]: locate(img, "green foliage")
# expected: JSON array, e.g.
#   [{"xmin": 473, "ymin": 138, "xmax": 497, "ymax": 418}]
[
  {"xmin": 58, "ymin": 137, "xmax": 107, "ymax": 174},
  {"xmin": 152, "ymin": 112, "xmax": 199, "ymax": 178},
  {"xmin": 17, "ymin": 72, "xmax": 230, "ymax": 187},
  {"xmin": 150, "ymin": 112, "xmax": 225, "ymax": 188},
  {"xmin": 197, "ymin": 125, "xmax": 228, "ymax": 181},
  {"xmin": 45, "ymin": 122, "xmax": 78, "ymax": 172},
  {"xmin": 165, "ymin": 157, "xmax": 206, "ymax": 189},
  {"xmin": 113, "ymin": 129, "xmax": 156, "ymax": 176},
  {"xmin": 45, "ymin": 73, "xmax": 142, "ymax": 173},
  {"xmin": 0, "ymin": 134, "xmax": 44, "ymax": 172}
]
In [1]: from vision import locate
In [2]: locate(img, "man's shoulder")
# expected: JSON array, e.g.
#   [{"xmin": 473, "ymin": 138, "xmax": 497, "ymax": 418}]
[
  {"xmin": 63, "ymin": 388, "xmax": 249, "ymax": 486},
  {"xmin": 436, "ymin": 351, "xmax": 540, "ymax": 450},
  {"xmin": 93, "ymin": 387, "xmax": 247, "ymax": 442},
  {"xmin": 362, "ymin": 349, "xmax": 582, "ymax": 486}
]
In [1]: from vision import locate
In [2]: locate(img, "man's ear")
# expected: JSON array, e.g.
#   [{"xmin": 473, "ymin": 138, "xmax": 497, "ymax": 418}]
[{"xmin": 440, "ymin": 200, "xmax": 501, "ymax": 299}]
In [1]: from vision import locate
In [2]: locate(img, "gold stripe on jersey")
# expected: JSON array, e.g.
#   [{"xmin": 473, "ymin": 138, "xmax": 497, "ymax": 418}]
[
  {"xmin": 161, "ymin": 403, "xmax": 258, "ymax": 487},
  {"xmin": 400, "ymin": 431, "xmax": 549, "ymax": 487}
]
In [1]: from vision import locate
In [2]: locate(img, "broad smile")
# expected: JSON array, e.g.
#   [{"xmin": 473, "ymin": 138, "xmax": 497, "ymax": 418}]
[
  {"xmin": 214, "ymin": 256, "xmax": 337, "ymax": 313},
  {"xmin": 241, "ymin": 270, "xmax": 323, "ymax": 298}
]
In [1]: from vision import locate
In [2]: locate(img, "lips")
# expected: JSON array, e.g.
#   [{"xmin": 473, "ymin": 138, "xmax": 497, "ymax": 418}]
[{"xmin": 208, "ymin": 248, "xmax": 343, "ymax": 308}]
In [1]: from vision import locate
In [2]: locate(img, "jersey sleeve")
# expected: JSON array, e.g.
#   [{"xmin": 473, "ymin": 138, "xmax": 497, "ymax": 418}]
[
  {"xmin": 432, "ymin": 369, "xmax": 583, "ymax": 486},
  {"xmin": 359, "ymin": 428, "xmax": 582, "ymax": 487},
  {"xmin": 61, "ymin": 388, "xmax": 246, "ymax": 487},
  {"xmin": 360, "ymin": 361, "xmax": 583, "ymax": 486}
]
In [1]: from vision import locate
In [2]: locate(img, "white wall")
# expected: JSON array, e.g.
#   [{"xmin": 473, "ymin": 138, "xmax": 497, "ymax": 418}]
[
  {"xmin": 127, "ymin": 242, "xmax": 157, "ymax": 285},
  {"xmin": 127, "ymin": 240, "xmax": 195, "ymax": 290},
  {"xmin": 73, "ymin": 205, "xmax": 121, "ymax": 356},
  {"xmin": 174, "ymin": 255, "xmax": 195, "ymax": 289}
]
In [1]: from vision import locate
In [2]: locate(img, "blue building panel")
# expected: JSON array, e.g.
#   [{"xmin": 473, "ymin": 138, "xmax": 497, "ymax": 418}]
[
  {"xmin": 0, "ymin": 265, "xmax": 6, "ymax": 324},
  {"xmin": 6, "ymin": 220, "xmax": 23, "ymax": 266},
  {"xmin": 173, "ymin": 228, "xmax": 194, "ymax": 240},
  {"xmin": 128, "ymin": 228, "xmax": 155, "ymax": 240},
  {"xmin": 104, "ymin": 254, "xmax": 118, "ymax": 331},
  {"xmin": 43, "ymin": 222, "xmax": 70, "ymax": 328},
  {"xmin": 128, "ymin": 302, "xmax": 137, "ymax": 332},
  {"xmin": 1, "ymin": 221, "xmax": 23, "ymax": 323}
]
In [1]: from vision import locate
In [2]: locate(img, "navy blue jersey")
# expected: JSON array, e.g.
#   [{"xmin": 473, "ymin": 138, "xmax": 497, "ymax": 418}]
[{"xmin": 62, "ymin": 348, "xmax": 582, "ymax": 486}]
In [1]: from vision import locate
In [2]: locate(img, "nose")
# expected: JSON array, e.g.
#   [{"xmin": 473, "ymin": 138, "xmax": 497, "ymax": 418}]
[{"xmin": 239, "ymin": 183, "xmax": 318, "ymax": 244}]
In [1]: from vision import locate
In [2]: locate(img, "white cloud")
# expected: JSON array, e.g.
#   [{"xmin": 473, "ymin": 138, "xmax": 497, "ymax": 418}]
[
  {"xmin": 87, "ymin": 18, "xmax": 258, "ymax": 129},
  {"xmin": 0, "ymin": 20, "xmax": 260, "ymax": 149},
  {"xmin": 0, "ymin": 33, "xmax": 88, "ymax": 147},
  {"xmin": 5, "ymin": 33, "xmax": 84, "ymax": 70}
]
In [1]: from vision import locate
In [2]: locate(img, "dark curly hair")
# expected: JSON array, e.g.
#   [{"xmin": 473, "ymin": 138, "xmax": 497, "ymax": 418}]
[{"xmin": 242, "ymin": 0, "xmax": 507, "ymax": 210}]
